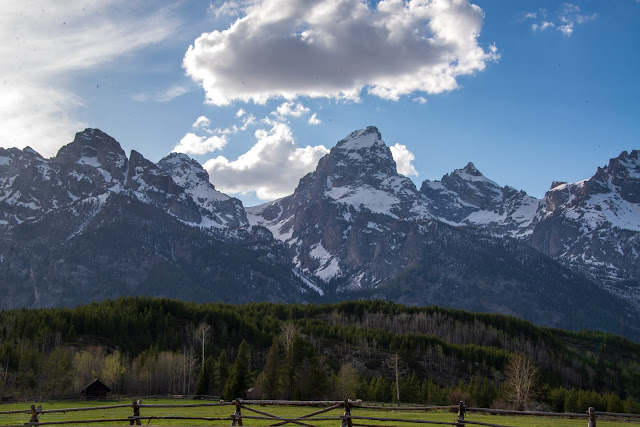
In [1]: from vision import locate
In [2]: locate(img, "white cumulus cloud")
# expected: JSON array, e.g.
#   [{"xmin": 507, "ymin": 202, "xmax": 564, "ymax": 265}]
[
  {"xmin": 183, "ymin": 0, "xmax": 498, "ymax": 106},
  {"xmin": 274, "ymin": 102, "xmax": 311, "ymax": 118},
  {"xmin": 172, "ymin": 133, "xmax": 227, "ymax": 155},
  {"xmin": 308, "ymin": 113, "xmax": 321, "ymax": 125},
  {"xmin": 389, "ymin": 143, "xmax": 418, "ymax": 177},
  {"xmin": 203, "ymin": 122, "xmax": 329, "ymax": 200},
  {"xmin": 192, "ymin": 116, "xmax": 211, "ymax": 129}
]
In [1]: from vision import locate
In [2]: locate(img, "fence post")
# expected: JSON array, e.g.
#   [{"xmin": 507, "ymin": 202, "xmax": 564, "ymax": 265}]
[
  {"xmin": 231, "ymin": 398, "xmax": 243, "ymax": 426},
  {"xmin": 26, "ymin": 404, "xmax": 39, "ymax": 425},
  {"xmin": 341, "ymin": 399, "xmax": 352, "ymax": 427},
  {"xmin": 130, "ymin": 399, "xmax": 141, "ymax": 425},
  {"xmin": 456, "ymin": 400, "xmax": 465, "ymax": 426},
  {"xmin": 588, "ymin": 407, "xmax": 596, "ymax": 427}
]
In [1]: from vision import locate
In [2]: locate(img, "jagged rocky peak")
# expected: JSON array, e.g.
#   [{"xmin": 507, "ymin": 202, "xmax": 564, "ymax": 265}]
[
  {"xmin": 127, "ymin": 150, "xmax": 178, "ymax": 194},
  {"xmin": 550, "ymin": 181, "xmax": 567, "ymax": 190},
  {"xmin": 54, "ymin": 128, "xmax": 128, "ymax": 183},
  {"xmin": 56, "ymin": 128, "xmax": 126, "ymax": 161},
  {"xmin": 435, "ymin": 162, "xmax": 502, "ymax": 210},
  {"xmin": 544, "ymin": 149, "xmax": 640, "ymax": 211},
  {"xmin": 316, "ymin": 126, "xmax": 399, "ymax": 185},
  {"xmin": 447, "ymin": 162, "xmax": 498, "ymax": 186},
  {"xmin": 461, "ymin": 162, "xmax": 482, "ymax": 176},
  {"xmin": 335, "ymin": 126, "xmax": 384, "ymax": 151},
  {"xmin": 596, "ymin": 149, "xmax": 640, "ymax": 203},
  {"xmin": 158, "ymin": 152, "xmax": 248, "ymax": 228},
  {"xmin": 420, "ymin": 161, "xmax": 541, "ymax": 236},
  {"xmin": 159, "ymin": 153, "xmax": 210, "ymax": 187}
]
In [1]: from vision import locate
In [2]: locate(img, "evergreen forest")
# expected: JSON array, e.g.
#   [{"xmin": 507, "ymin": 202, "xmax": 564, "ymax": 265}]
[{"xmin": 0, "ymin": 298, "xmax": 639, "ymax": 414}]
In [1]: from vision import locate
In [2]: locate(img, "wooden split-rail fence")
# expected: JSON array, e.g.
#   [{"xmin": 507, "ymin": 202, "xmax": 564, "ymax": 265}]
[{"xmin": 1, "ymin": 399, "xmax": 640, "ymax": 426}]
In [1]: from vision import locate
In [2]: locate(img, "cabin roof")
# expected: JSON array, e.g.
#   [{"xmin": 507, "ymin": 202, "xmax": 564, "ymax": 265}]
[{"xmin": 80, "ymin": 379, "xmax": 111, "ymax": 394}]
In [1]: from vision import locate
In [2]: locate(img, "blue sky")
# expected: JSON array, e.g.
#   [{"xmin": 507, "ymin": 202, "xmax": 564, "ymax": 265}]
[{"xmin": 1, "ymin": 0, "xmax": 638, "ymax": 206}]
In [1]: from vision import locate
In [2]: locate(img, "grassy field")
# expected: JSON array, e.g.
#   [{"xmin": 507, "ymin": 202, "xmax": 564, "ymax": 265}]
[{"xmin": 1, "ymin": 399, "xmax": 639, "ymax": 426}]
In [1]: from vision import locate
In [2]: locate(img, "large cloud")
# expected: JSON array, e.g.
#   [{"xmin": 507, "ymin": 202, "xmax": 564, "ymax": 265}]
[
  {"xmin": 203, "ymin": 123, "xmax": 329, "ymax": 199},
  {"xmin": 0, "ymin": 1, "xmax": 179, "ymax": 157},
  {"xmin": 183, "ymin": 0, "xmax": 498, "ymax": 106}
]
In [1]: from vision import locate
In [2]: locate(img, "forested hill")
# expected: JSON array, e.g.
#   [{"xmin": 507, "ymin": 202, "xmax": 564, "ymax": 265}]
[{"xmin": 1, "ymin": 298, "xmax": 639, "ymax": 413}]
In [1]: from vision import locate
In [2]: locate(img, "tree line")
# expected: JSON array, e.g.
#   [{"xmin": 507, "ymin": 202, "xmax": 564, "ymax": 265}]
[{"xmin": 0, "ymin": 297, "xmax": 639, "ymax": 413}]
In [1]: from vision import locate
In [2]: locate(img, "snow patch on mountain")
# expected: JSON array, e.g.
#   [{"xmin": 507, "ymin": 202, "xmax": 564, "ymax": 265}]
[
  {"xmin": 325, "ymin": 185, "xmax": 400, "ymax": 218},
  {"xmin": 337, "ymin": 127, "xmax": 383, "ymax": 151},
  {"xmin": 560, "ymin": 187, "xmax": 640, "ymax": 232},
  {"xmin": 308, "ymin": 241, "xmax": 342, "ymax": 282},
  {"xmin": 292, "ymin": 268, "xmax": 324, "ymax": 295}
]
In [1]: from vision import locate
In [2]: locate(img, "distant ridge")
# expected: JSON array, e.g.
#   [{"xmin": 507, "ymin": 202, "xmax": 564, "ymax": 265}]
[{"xmin": 1, "ymin": 128, "xmax": 638, "ymax": 340}]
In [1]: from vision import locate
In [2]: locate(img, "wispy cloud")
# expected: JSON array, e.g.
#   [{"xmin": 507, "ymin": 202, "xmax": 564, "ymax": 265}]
[
  {"xmin": 133, "ymin": 84, "xmax": 192, "ymax": 103},
  {"xmin": 524, "ymin": 3, "xmax": 596, "ymax": 37},
  {"xmin": 0, "ymin": 1, "xmax": 181, "ymax": 156},
  {"xmin": 208, "ymin": 1, "xmax": 242, "ymax": 18},
  {"xmin": 532, "ymin": 21, "xmax": 555, "ymax": 32}
]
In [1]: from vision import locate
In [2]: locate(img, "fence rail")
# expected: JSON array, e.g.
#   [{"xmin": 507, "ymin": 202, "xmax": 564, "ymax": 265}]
[{"xmin": 1, "ymin": 398, "xmax": 639, "ymax": 426}]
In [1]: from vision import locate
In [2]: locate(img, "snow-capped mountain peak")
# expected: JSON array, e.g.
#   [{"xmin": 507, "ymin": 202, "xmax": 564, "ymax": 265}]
[
  {"xmin": 335, "ymin": 126, "xmax": 384, "ymax": 151},
  {"xmin": 248, "ymin": 127, "xmax": 431, "ymax": 289},
  {"xmin": 158, "ymin": 152, "xmax": 248, "ymax": 228},
  {"xmin": 419, "ymin": 162, "xmax": 541, "ymax": 237}
]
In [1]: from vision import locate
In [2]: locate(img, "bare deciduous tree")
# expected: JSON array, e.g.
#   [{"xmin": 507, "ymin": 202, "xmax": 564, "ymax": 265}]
[
  {"xmin": 279, "ymin": 321, "xmax": 300, "ymax": 352},
  {"xmin": 195, "ymin": 322, "xmax": 212, "ymax": 363},
  {"xmin": 505, "ymin": 353, "xmax": 540, "ymax": 410}
]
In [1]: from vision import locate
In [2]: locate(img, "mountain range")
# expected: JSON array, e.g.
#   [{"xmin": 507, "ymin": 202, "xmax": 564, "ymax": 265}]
[{"xmin": 1, "ymin": 127, "xmax": 638, "ymax": 339}]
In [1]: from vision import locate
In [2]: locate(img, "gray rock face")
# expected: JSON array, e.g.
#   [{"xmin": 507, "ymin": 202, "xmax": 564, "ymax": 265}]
[
  {"xmin": 248, "ymin": 126, "xmax": 430, "ymax": 292},
  {"xmin": 247, "ymin": 127, "xmax": 639, "ymax": 338},
  {"xmin": 420, "ymin": 162, "xmax": 542, "ymax": 237},
  {"xmin": 0, "ymin": 129, "xmax": 316, "ymax": 309},
  {"xmin": 1, "ymin": 126, "xmax": 639, "ymax": 339},
  {"xmin": 158, "ymin": 153, "xmax": 248, "ymax": 228},
  {"xmin": 417, "ymin": 150, "xmax": 640, "ymax": 305},
  {"xmin": 529, "ymin": 150, "xmax": 640, "ymax": 303},
  {"xmin": 0, "ymin": 129, "xmax": 129, "ymax": 227},
  {"xmin": 0, "ymin": 129, "xmax": 251, "ymax": 230}
]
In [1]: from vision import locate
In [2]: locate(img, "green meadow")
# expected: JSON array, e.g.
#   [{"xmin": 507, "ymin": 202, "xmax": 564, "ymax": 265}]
[{"xmin": 1, "ymin": 399, "xmax": 639, "ymax": 427}]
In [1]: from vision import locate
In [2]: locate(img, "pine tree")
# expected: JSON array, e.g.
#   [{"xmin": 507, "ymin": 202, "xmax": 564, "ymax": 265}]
[
  {"xmin": 263, "ymin": 338, "xmax": 281, "ymax": 399},
  {"xmin": 195, "ymin": 355, "xmax": 214, "ymax": 396},
  {"xmin": 214, "ymin": 349, "xmax": 229, "ymax": 397},
  {"xmin": 224, "ymin": 340, "xmax": 251, "ymax": 399}
]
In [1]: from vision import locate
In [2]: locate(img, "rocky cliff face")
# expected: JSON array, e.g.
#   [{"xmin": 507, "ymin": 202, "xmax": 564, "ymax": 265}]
[
  {"xmin": 246, "ymin": 127, "xmax": 639, "ymax": 339},
  {"xmin": 158, "ymin": 153, "xmax": 248, "ymax": 228},
  {"xmin": 247, "ymin": 127, "xmax": 431, "ymax": 292},
  {"xmin": 417, "ymin": 150, "xmax": 640, "ymax": 305},
  {"xmin": 528, "ymin": 150, "xmax": 640, "ymax": 303},
  {"xmin": 1, "ymin": 127, "xmax": 638, "ymax": 339},
  {"xmin": 0, "ymin": 129, "xmax": 315, "ymax": 308},
  {"xmin": 420, "ymin": 163, "xmax": 541, "ymax": 237},
  {"xmin": 0, "ymin": 129, "xmax": 129, "ymax": 227}
]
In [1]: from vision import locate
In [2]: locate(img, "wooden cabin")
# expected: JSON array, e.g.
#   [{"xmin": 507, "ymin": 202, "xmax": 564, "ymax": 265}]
[{"xmin": 80, "ymin": 379, "xmax": 111, "ymax": 400}]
